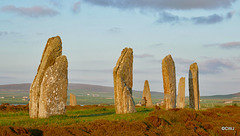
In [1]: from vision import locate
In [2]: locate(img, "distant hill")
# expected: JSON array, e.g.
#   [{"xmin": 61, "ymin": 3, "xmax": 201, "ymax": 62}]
[
  {"xmin": 0, "ymin": 83, "xmax": 164, "ymax": 105},
  {"xmin": 0, "ymin": 83, "xmax": 113, "ymax": 93},
  {"xmin": 0, "ymin": 83, "xmax": 239, "ymax": 102},
  {"xmin": 0, "ymin": 83, "xmax": 30, "ymax": 92},
  {"xmin": 201, "ymin": 92, "xmax": 240, "ymax": 99},
  {"xmin": 0, "ymin": 83, "xmax": 164, "ymax": 98}
]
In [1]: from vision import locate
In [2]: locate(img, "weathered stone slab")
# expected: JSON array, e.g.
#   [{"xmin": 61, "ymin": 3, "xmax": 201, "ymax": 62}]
[
  {"xmin": 38, "ymin": 56, "xmax": 68, "ymax": 118},
  {"xmin": 29, "ymin": 36, "xmax": 68, "ymax": 118},
  {"xmin": 177, "ymin": 77, "xmax": 185, "ymax": 108},
  {"xmin": 70, "ymin": 93, "xmax": 77, "ymax": 106},
  {"xmin": 162, "ymin": 55, "xmax": 176, "ymax": 110},
  {"xmin": 189, "ymin": 63, "xmax": 200, "ymax": 110},
  {"xmin": 113, "ymin": 48, "xmax": 137, "ymax": 114},
  {"xmin": 142, "ymin": 80, "xmax": 153, "ymax": 108}
]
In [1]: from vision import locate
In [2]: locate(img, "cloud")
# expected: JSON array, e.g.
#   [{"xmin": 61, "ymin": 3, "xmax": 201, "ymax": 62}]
[
  {"xmin": 1, "ymin": 5, "xmax": 59, "ymax": 17},
  {"xmin": 0, "ymin": 31, "xmax": 8, "ymax": 36},
  {"xmin": 0, "ymin": 76, "xmax": 15, "ymax": 80},
  {"xmin": 156, "ymin": 12, "xmax": 181, "ymax": 24},
  {"xmin": 191, "ymin": 14, "xmax": 223, "ymax": 24},
  {"xmin": 49, "ymin": 0, "xmax": 63, "ymax": 7},
  {"xmin": 199, "ymin": 59, "xmax": 238, "ymax": 74},
  {"xmin": 205, "ymin": 41, "xmax": 240, "ymax": 49},
  {"xmin": 191, "ymin": 11, "xmax": 236, "ymax": 24},
  {"xmin": 150, "ymin": 43, "xmax": 164, "ymax": 47},
  {"xmin": 72, "ymin": 1, "xmax": 81, "ymax": 13},
  {"xmin": 226, "ymin": 10, "xmax": 236, "ymax": 19},
  {"xmin": 134, "ymin": 54, "xmax": 154, "ymax": 58},
  {"xmin": 83, "ymin": 0, "xmax": 236, "ymax": 25},
  {"xmin": 173, "ymin": 57, "xmax": 238, "ymax": 74},
  {"xmin": 83, "ymin": 0, "xmax": 236, "ymax": 10},
  {"xmin": 156, "ymin": 10, "xmax": 235, "ymax": 24},
  {"xmin": 107, "ymin": 27, "xmax": 121, "ymax": 33},
  {"xmin": 174, "ymin": 57, "xmax": 194, "ymax": 74},
  {"xmin": 0, "ymin": 31, "xmax": 19, "ymax": 36}
]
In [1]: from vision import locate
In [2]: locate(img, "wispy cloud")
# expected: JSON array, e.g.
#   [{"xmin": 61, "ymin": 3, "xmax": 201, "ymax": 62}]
[
  {"xmin": 156, "ymin": 11, "xmax": 235, "ymax": 24},
  {"xmin": 83, "ymin": 0, "xmax": 236, "ymax": 25},
  {"xmin": 156, "ymin": 12, "xmax": 181, "ymax": 24},
  {"xmin": 150, "ymin": 43, "xmax": 164, "ymax": 47},
  {"xmin": 191, "ymin": 14, "xmax": 223, "ymax": 24},
  {"xmin": 1, "ymin": 5, "xmax": 59, "ymax": 18},
  {"xmin": 83, "ymin": 0, "xmax": 236, "ymax": 10},
  {"xmin": 49, "ymin": 0, "xmax": 63, "ymax": 8},
  {"xmin": 0, "ymin": 31, "xmax": 18, "ymax": 36},
  {"xmin": 191, "ymin": 11, "xmax": 236, "ymax": 24},
  {"xmin": 174, "ymin": 57, "xmax": 238, "ymax": 74},
  {"xmin": 134, "ymin": 54, "xmax": 154, "ymax": 58},
  {"xmin": 199, "ymin": 59, "xmax": 238, "ymax": 74},
  {"xmin": 0, "ymin": 76, "xmax": 15, "ymax": 80},
  {"xmin": 174, "ymin": 57, "xmax": 194, "ymax": 74},
  {"xmin": 205, "ymin": 41, "xmax": 240, "ymax": 49},
  {"xmin": 0, "ymin": 31, "xmax": 8, "ymax": 36},
  {"xmin": 226, "ymin": 10, "xmax": 236, "ymax": 19},
  {"xmin": 72, "ymin": 1, "xmax": 81, "ymax": 13},
  {"xmin": 107, "ymin": 27, "xmax": 121, "ymax": 33}
]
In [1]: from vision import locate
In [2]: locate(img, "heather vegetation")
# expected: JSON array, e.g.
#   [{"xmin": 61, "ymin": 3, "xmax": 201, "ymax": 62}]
[{"xmin": 0, "ymin": 103, "xmax": 239, "ymax": 135}]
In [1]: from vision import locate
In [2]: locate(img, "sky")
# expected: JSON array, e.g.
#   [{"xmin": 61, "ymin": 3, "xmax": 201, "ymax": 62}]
[{"xmin": 0, "ymin": 0, "xmax": 240, "ymax": 96}]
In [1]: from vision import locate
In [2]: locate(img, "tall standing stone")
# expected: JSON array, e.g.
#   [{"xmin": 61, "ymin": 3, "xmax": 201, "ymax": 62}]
[
  {"xmin": 162, "ymin": 55, "xmax": 176, "ymax": 110},
  {"xmin": 189, "ymin": 63, "xmax": 200, "ymax": 110},
  {"xmin": 113, "ymin": 47, "xmax": 137, "ymax": 114},
  {"xmin": 142, "ymin": 80, "xmax": 153, "ymax": 108},
  {"xmin": 70, "ymin": 93, "xmax": 77, "ymax": 106},
  {"xmin": 177, "ymin": 77, "xmax": 185, "ymax": 108},
  {"xmin": 29, "ymin": 36, "xmax": 68, "ymax": 118}
]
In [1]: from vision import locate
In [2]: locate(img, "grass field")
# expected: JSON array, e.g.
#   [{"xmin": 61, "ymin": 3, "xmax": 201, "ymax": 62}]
[
  {"xmin": 0, "ymin": 105, "xmax": 152, "ymax": 127},
  {"xmin": 0, "ymin": 104, "xmax": 239, "ymax": 136}
]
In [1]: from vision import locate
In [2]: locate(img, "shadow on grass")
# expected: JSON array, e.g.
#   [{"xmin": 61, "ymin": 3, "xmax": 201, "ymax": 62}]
[
  {"xmin": 69, "ymin": 108, "xmax": 153, "ymax": 118},
  {"xmin": 136, "ymin": 108, "xmax": 154, "ymax": 113},
  {"xmin": 28, "ymin": 129, "xmax": 43, "ymax": 136},
  {"xmin": 69, "ymin": 112, "xmax": 115, "ymax": 118}
]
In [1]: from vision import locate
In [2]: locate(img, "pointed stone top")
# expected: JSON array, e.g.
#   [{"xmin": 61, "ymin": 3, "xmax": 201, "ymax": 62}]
[
  {"xmin": 190, "ymin": 62, "xmax": 198, "ymax": 70},
  {"xmin": 166, "ymin": 54, "xmax": 172, "ymax": 58},
  {"xmin": 143, "ymin": 80, "xmax": 150, "ymax": 91},
  {"xmin": 121, "ymin": 47, "xmax": 133, "ymax": 54},
  {"xmin": 40, "ymin": 36, "xmax": 62, "ymax": 66},
  {"xmin": 144, "ymin": 80, "xmax": 149, "ymax": 85},
  {"xmin": 180, "ymin": 77, "xmax": 185, "ymax": 80},
  {"xmin": 162, "ymin": 54, "xmax": 174, "ymax": 63},
  {"xmin": 114, "ymin": 47, "xmax": 133, "ymax": 74},
  {"xmin": 46, "ymin": 36, "xmax": 62, "ymax": 47}
]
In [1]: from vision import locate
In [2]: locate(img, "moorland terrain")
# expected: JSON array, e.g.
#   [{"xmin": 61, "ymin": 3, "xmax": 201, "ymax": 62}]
[{"xmin": 0, "ymin": 83, "xmax": 240, "ymax": 135}]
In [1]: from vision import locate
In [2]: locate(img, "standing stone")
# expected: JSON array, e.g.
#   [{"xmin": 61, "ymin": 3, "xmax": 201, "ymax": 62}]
[
  {"xmin": 189, "ymin": 63, "xmax": 200, "ymax": 110},
  {"xmin": 70, "ymin": 93, "xmax": 77, "ymax": 106},
  {"xmin": 142, "ymin": 80, "xmax": 153, "ymax": 108},
  {"xmin": 29, "ymin": 36, "xmax": 68, "ymax": 118},
  {"xmin": 38, "ymin": 56, "xmax": 68, "ymax": 118},
  {"xmin": 113, "ymin": 47, "xmax": 137, "ymax": 114},
  {"xmin": 177, "ymin": 77, "xmax": 185, "ymax": 108},
  {"xmin": 162, "ymin": 55, "xmax": 176, "ymax": 110},
  {"xmin": 141, "ymin": 97, "xmax": 146, "ymax": 107}
]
